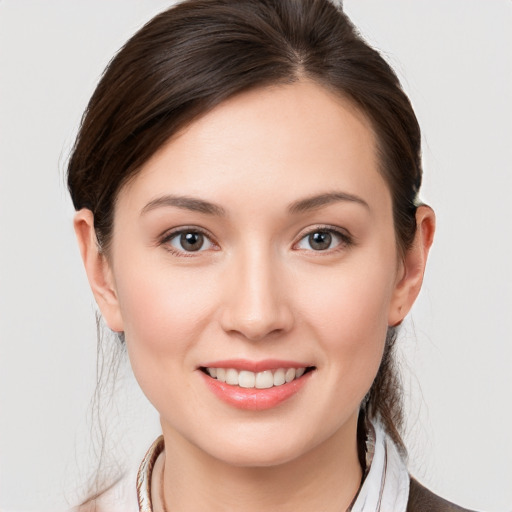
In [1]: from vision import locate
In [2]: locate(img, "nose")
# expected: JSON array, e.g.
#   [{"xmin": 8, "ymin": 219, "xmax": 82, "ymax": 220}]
[{"xmin": 219, "ymin": 246, "xmax": 294, "ymax": 341}]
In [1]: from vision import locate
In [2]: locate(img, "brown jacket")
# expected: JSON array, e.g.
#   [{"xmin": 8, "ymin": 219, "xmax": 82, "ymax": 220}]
[{"xmin": 407, "ymin": 478, "xmax": 477, "ymax": 512}]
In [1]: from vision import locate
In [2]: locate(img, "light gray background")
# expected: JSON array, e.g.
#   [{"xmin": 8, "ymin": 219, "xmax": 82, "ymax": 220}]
[{"xmin": 0, "ymin": 1, "xmax": 511, "ymax": 510}]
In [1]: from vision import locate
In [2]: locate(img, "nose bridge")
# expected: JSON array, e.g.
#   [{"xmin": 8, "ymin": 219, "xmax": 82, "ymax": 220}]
[{"xmin": 220, "ymin": 241, "xmax": 292, "ymax": 340}]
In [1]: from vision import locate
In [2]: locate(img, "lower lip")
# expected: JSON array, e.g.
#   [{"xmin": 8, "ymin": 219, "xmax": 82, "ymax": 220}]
[{"xmin": 200, "ymin": 370, "xmax": 313, "ymax": 411}]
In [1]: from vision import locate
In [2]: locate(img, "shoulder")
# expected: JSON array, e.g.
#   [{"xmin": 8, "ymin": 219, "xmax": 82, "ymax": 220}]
[{"xmin": 407, "ymin": 477, "xmax": 479, "ymax": 512}]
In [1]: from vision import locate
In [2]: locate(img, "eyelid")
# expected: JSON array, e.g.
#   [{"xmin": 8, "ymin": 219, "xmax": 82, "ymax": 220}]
[
  {"xmin": 159, "ymin": 226, "xmax": 219, "ymax": 256},
  {"xmin": 293, "ymin": 224, "xmax": 353, "ymax": 252},
  {"xmin": 157, "ymin": 224, "xmax": 352, "ymax": 256}
]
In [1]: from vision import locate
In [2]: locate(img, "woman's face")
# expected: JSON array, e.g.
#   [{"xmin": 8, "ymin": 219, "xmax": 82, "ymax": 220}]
[{"xmin": 106, "ymin": 81, "xmax": 403, "ymax": 466}]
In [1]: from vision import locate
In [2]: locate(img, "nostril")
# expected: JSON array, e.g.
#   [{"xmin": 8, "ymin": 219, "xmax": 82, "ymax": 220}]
[{"xmin": 218, "ymin": 289, "xmax": 295, "ymax": 342}]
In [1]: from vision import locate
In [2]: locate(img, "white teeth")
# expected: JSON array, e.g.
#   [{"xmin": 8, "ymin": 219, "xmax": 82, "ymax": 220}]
[
  {"xmin": 256, "ymin": 370, "xmax": 274, "ymax": 389},
  {"xmin": 206, "ymin": 367, "xmax": 308, "ymax": 388},
  {"xmin": 238, "ymin": 370, "xmax": 255, "ymax": 388},
  {"xmin": 285, "ymin": 368, "xmax": 296, "ymax": 383},
  {"xmin": 226, "ymin": 368, "xmax": 239, "ymax": 385},
  {"xmin": 273, "ymin": 368, "xmax": 285, "ymax": 386}
]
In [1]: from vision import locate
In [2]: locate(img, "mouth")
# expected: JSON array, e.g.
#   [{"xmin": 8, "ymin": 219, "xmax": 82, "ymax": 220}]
[
  {"xmin": 199, "ymin": 366, "xmax": 315, "ymax": 389},
  {"xmin": 198, "ymin": 362, "xmax": 316, "ymax": 410}
]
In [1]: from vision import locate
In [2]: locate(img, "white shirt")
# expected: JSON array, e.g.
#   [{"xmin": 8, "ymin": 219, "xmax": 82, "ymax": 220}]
[{"xmin": 95, "ymin": 419, "xmax": 410, "ymax": 512}]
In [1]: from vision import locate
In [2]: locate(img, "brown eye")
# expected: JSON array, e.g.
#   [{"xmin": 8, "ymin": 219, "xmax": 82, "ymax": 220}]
[
  {"xmin": 180, "ymin": 232, "xmax": 204, "ymax": 251},
  {"xmin": 166, "ymin": 230, "xmax": 214, "ymax": 254},
  {"xmin": 296, "ymin": 228, "xmax": 351, "ymax": 252},
  {"xmin": 308, "ymin": 231, "xmax": 332, "ymax": 250}
]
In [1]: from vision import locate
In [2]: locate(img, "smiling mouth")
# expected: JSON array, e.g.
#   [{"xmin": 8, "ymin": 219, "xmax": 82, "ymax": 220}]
[{"xmin": 200, "ymin": 366, "xmax": 316, "ymax": 389}]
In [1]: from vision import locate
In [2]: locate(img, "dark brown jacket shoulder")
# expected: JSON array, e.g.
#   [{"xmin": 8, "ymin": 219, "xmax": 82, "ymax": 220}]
[{"xmin": 407, "ymin": 478, "xmax": 478, "ymax": 512}]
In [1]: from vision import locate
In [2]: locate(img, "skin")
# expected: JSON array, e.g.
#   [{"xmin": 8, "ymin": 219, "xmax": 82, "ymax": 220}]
[{"xmin": 75, "ymin": 80, "xmax": 435, "ymax": 512}]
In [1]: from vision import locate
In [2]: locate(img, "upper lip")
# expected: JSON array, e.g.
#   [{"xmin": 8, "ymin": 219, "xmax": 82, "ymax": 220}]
[{"xmin": 199, "ymin": 359, "xmax": 313, "ymax": 373}]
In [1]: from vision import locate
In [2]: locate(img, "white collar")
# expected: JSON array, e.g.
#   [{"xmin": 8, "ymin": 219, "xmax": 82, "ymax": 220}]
[
  {"xmin": 133, "ymin": 419, "xmax": 409, "ymax": 512},
  {"xmin": 350, "ymin": 419, "xmax": 410, "ymax": 512}
]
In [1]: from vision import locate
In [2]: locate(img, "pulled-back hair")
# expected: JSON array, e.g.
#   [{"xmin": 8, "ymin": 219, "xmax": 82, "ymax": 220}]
[{"xmin": 68, "ymin": 0, "xmax": 422, "ymax": 497}]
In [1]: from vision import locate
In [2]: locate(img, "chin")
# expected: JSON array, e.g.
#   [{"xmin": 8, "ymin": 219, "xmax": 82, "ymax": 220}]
[
  {"xmin": 196, "ymin": 426, "xmax": 319, "ymax": 468},
  {"xmin": 214, "ymin": 443, "xmax": 308, "ymax": 468}
]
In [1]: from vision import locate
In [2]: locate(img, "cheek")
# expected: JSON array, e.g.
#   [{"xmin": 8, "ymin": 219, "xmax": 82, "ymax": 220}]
[
  {"xmin": 113, "ymin": 257, "xmax": 220, "ymax": 375},
  {"xmin": 113, "ymin": 261, "xmax": 226, "ymax": 420},
  {"xmin": 295, "ymin": 252, "xmax": 396, "ymax": 383},
  {"xmin": 300, "ymin": 261, "xmax": 394, "ymax": 335}
]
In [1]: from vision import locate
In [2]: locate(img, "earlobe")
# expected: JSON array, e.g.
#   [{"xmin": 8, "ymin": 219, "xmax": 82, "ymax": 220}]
[
  {"xmin": 388, "ymin": 205, "xmax": 436, "ymax": 327},
  {"xmin": 73, "ymin": 209, "xmax": 124, "ymax": 332}
]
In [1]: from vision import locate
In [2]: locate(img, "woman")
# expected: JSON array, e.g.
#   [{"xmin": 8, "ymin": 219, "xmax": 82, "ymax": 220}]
[
  {"xmin": 7, "ymin": 3, "xmax": 492, "ymax": 510},
  {"xmin": 3, "ymin": 1, "xmax": 510, "ymax": 510},
  {"xmin": 65, "ymin": 1, "xmax": 477, "ymax": 510}
]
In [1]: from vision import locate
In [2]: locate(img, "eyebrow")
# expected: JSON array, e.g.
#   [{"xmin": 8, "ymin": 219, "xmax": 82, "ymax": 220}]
[
  {"xmin": 288, "ymin": 191, "xmax": 370, "ymax": 214},
  {"xmin": 141, "ymin": 195, "xmax": 227, "ymax": 217},
  {"xmin": 141, "ymin": 191, "xmax": 369, "ymax": 217}
]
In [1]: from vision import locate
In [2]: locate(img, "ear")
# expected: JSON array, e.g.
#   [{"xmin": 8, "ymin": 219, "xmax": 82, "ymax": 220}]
[
  {"xmin": 388, "ymin": 205, "xmax": 436, "ymax": 326},
  {"xmin": 73, "ymin": 209, "xmax": 124, "ymax": 332}
]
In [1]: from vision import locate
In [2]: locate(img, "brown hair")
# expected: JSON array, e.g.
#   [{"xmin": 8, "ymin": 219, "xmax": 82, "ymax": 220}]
[{"xmin": 68, "ymin": 0, "xmax": 421, "ymax": 471}]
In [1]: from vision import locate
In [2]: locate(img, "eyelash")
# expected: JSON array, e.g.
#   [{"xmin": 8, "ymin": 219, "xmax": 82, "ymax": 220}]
[
  {"xmin": 159, "ymin": 225, "xmax": 353, "ymax": 257},
  {"xmin": 160, "ymin": 227, "xmax": 218, "ymax": 257},
  {"xmin": 294, "ymin": 225, "xmax": 353, "ymax": 253}
]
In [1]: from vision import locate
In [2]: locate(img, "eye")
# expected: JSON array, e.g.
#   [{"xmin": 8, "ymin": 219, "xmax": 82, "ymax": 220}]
[
  {"xmin": 163, "ymin": 229, "xmax": 215, "ymax": 254},
  {"xmin": 295, "ymin": 228, "xmax": 351, "ymax": 252}
]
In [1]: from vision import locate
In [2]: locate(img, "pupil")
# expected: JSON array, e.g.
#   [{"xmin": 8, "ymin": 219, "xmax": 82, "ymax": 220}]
[
  {"xmin": 181, "ymin": 232, "xmax": 203, "ymax": 251},
  {"xmin": 310, "ymin": 231, "xmax": 331, "ymax": 250}
]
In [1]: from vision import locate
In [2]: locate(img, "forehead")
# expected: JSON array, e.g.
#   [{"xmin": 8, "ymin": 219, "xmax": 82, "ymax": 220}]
[{"xmin": 117, "ymin": 80, "xmax": 390, "ymax": 216}]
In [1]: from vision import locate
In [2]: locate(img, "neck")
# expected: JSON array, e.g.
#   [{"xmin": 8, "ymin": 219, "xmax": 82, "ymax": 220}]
[{"xmin": 154, "ymin": 415, "xmax": 363, "ymax": 512}]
